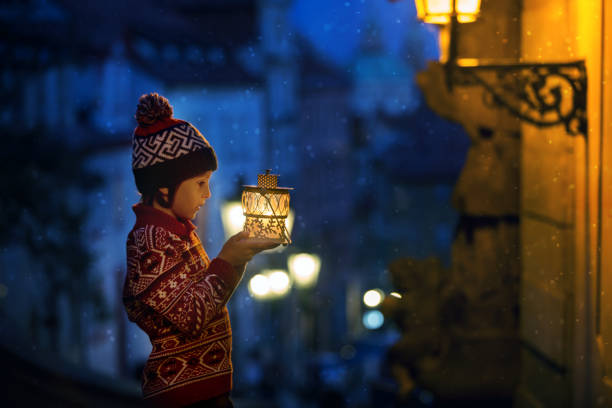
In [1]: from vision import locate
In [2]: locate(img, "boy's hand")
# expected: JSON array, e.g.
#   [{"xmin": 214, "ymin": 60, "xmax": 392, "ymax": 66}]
[{"xmin": 217, "ymin": 231, "xmax": 280, "ymax": 267}]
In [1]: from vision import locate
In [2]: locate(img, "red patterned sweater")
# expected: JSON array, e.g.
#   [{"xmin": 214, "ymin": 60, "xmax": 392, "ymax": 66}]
[{"xmin": 123, "ymin": 203, "xmax": 241, "ymax": 407}]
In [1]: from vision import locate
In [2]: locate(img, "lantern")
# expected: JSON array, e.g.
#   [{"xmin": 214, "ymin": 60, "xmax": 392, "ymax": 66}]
[
  {"xmin": 415, "ymin": 0, "xmax": 481, "ymax": 24},
  {"xmin": 242, "ymin": 170, "xmax": 293, "ymax": 245}
]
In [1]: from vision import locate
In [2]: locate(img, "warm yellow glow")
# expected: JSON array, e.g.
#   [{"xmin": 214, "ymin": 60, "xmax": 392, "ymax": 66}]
[
  {"xmin": 221, "ymin": 201, "xmax": 246, "ymax": 239},
  {"xmin": 456, "ymin": 14, "xmax": 477, "ymax": 23},
  {"xmin": 262, "ymin": 209, "xmax": 295, "ymax": 253},
  {"xmin": 415, "ymin": 0, "xmax": 480, "ymax": 24},
  {"xmin": 390, "ymin": 292, "xmax": 402, "ymax": 299},
  {"xmin": 286, "ymin": 210, "xmax": 295, "ymax": 237},
  {"xmin": 249, "ymin": 274, "xmax": 270, "ymax": 299},
  {"xmin": 248, "ymin": 270, "xmax": 292, "ymax": 300},
  {"xmin": 415, "ymin": 0, "xmax": 425, "ymax": 20},
  {"xmin": 455, "ymin": 0, "xmax": 481, "ymax": 15},
  {"xmin": 242, "ymin": 190, "xmax": 292, "ymax": 244},
  {"xmin": 363, "ymin": 289, "xmax": 385, "ymax": 308},
  {"xmin": 456, "ymin": 57, "xmax": 480, "ymax": 67},
  {"xmin": 288, "ymin": 253, "xmax": 321, "ymax": 288},
  {"xmin": 438, "ymin": 24, "xmax": 450, "ymax": 63},
  {"xmin": 424, "ymin": 15, "xmax": 451, "ymax": 24},
  {"xmin": 267, "ymin": 269, "xmax": 291, "ymax": 296},
  {"xmin": 427, "ymin": 0, "xmax": 453, "ymax": 14}
]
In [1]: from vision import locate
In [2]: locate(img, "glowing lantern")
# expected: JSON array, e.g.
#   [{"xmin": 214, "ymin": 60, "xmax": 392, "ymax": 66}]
[
  {"xmin": 415, "ymin": 0, "xmax": 481, "ymax": 24},
  {"xmin": 242, "ymin": 170, "xmax": 293, "ymax": 245}
]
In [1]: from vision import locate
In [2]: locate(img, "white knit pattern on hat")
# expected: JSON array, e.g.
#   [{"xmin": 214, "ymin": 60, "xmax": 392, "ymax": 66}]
[{"xmin": 132, "ymin": 122, "xmax": 210, "ymax": 170}]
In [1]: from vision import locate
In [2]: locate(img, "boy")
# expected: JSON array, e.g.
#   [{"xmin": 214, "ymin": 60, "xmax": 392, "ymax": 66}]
[{"xmin": 123, "ymin": 93, "xmax": 277, "ymax": 407}]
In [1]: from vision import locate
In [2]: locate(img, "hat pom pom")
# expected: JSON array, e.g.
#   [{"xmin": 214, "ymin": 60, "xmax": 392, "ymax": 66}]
[{"xmin": 135, "ymin": 93, "xmax": 173, "ymax": 126}]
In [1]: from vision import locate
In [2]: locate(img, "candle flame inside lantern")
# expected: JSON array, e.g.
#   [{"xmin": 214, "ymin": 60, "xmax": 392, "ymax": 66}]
[{"xmin": 241, "ymin": 170, "xmax": 293, "ymax": 245}]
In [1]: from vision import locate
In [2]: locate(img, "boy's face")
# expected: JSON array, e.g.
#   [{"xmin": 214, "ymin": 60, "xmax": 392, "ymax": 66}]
[{"xmin": 163, "ymin": 171, "xmax": 213, "ymax": 220}]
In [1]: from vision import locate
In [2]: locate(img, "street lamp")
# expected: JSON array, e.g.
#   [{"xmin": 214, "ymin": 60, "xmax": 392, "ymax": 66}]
[
  {"xmin": 248, "ymin": 273, "xmax": 271, "ymax": 300},
  {"xmin": 248, "ymin": 269, "xmax": 291, "ymax": 300},
  {"xmin": 288, "ymin": 253, "xmax": 321, "ymax": 289},
  {"xmin": 408, "ymin": 0, "xmax": 587, "ymax": 136},
  {"xmin": 363, "ymin": 289, "xmax": 385, "ymax": 308}
]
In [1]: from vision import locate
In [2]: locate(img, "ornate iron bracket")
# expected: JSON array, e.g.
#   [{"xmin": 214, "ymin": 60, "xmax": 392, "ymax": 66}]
[{"xmin": 449, "ymin": 60, "xmax": 587, "ymax": 137}]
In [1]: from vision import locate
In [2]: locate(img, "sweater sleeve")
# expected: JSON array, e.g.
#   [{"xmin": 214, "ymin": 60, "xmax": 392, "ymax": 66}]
[{"xmin": 134, "ymin": 226, "xmax": 240, "ymax": 337}]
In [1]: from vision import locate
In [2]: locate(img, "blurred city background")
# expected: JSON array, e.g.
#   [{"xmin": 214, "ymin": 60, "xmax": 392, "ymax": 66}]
[{"xmin": 1, "ymin": 0, "xmax": 610, "ymax": 408}]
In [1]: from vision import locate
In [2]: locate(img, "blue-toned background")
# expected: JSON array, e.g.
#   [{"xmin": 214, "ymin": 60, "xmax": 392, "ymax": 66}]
[{"xmin": 0, "ymin": 0, "xmax": 470, "ymax": 406}]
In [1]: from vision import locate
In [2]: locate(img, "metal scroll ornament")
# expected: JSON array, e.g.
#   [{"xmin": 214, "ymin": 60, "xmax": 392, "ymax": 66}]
[
  {"xmin": 453, "ymin": 60, "xmax": 587, "ymax": 137},
  {"xmin": 242, "ymin": 170, "xmax": 293, "ymax": 245}
]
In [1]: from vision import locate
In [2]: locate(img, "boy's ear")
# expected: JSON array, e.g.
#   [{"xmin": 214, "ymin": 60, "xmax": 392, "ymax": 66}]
[{"xmin": 158, "ymin": 187, "xmax": 169, "ymax": 196}]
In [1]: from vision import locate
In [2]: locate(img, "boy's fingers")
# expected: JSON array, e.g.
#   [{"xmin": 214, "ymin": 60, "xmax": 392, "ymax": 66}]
[
  {"xmin": 245, "ymin": 238, "xmax": 281, "ymax": 250},
  {"xmin": 229, "ymin": 230, "xmax": 249, "ymax": 242}
]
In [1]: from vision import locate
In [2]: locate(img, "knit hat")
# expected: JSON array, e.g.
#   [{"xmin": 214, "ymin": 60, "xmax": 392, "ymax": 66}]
[{"xmin": 131, "ymin": 93, "xmax": 218, "ymax": 197}]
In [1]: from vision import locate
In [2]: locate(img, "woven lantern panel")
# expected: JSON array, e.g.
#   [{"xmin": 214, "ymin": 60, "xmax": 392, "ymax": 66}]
[{"xmin": 241, "ymin": 170, "xmax": 292, "ymax": 244}]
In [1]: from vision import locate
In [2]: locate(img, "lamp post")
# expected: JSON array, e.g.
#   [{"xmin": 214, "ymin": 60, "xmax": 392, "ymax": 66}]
[{"xmin": 407, "ymin": 0, "xmax": 587, "ymax": 137}]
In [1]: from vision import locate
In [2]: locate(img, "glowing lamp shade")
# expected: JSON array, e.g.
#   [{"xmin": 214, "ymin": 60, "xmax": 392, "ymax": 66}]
[
  {"xmin": 363, "ymin": 289, "xmax": 385, "ymax": 308},
  {"xmin": 288, "ymin": 253, "xmax": 321, "ymax": 289},
  {"xmin": 242, "ymin": 170, "xmax": 293, "ymax": 245},
  {"xmin": 415, "ymin": 0, "xmax": 481, "ymax": 24},
  {"xmin": 221, "ymin": 201, "xmax": 246, "ymax": 239}
]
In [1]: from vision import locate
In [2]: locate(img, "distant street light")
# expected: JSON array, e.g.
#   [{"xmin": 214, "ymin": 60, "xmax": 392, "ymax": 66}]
[
  {"xmin": 221, "ymin": 201, "xmax": 245, "ymax": 240},
  {"xmin": 268, "ymin": 269, "xmax": 291, "ymax": 297},
  {"xmin": 288, "ymin": 253, "xmax": 321, "ymax": 289},
  {"xmin": 363, "ymin": 289, "xmax": 385, "ymax": 308},
  {"xmin": 248, "ymin": 269, "xmax": 291, "ymax": 300},
  {"xmin": 248, "ymin": 274, "xmax": 270, "ymax": 299}
]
